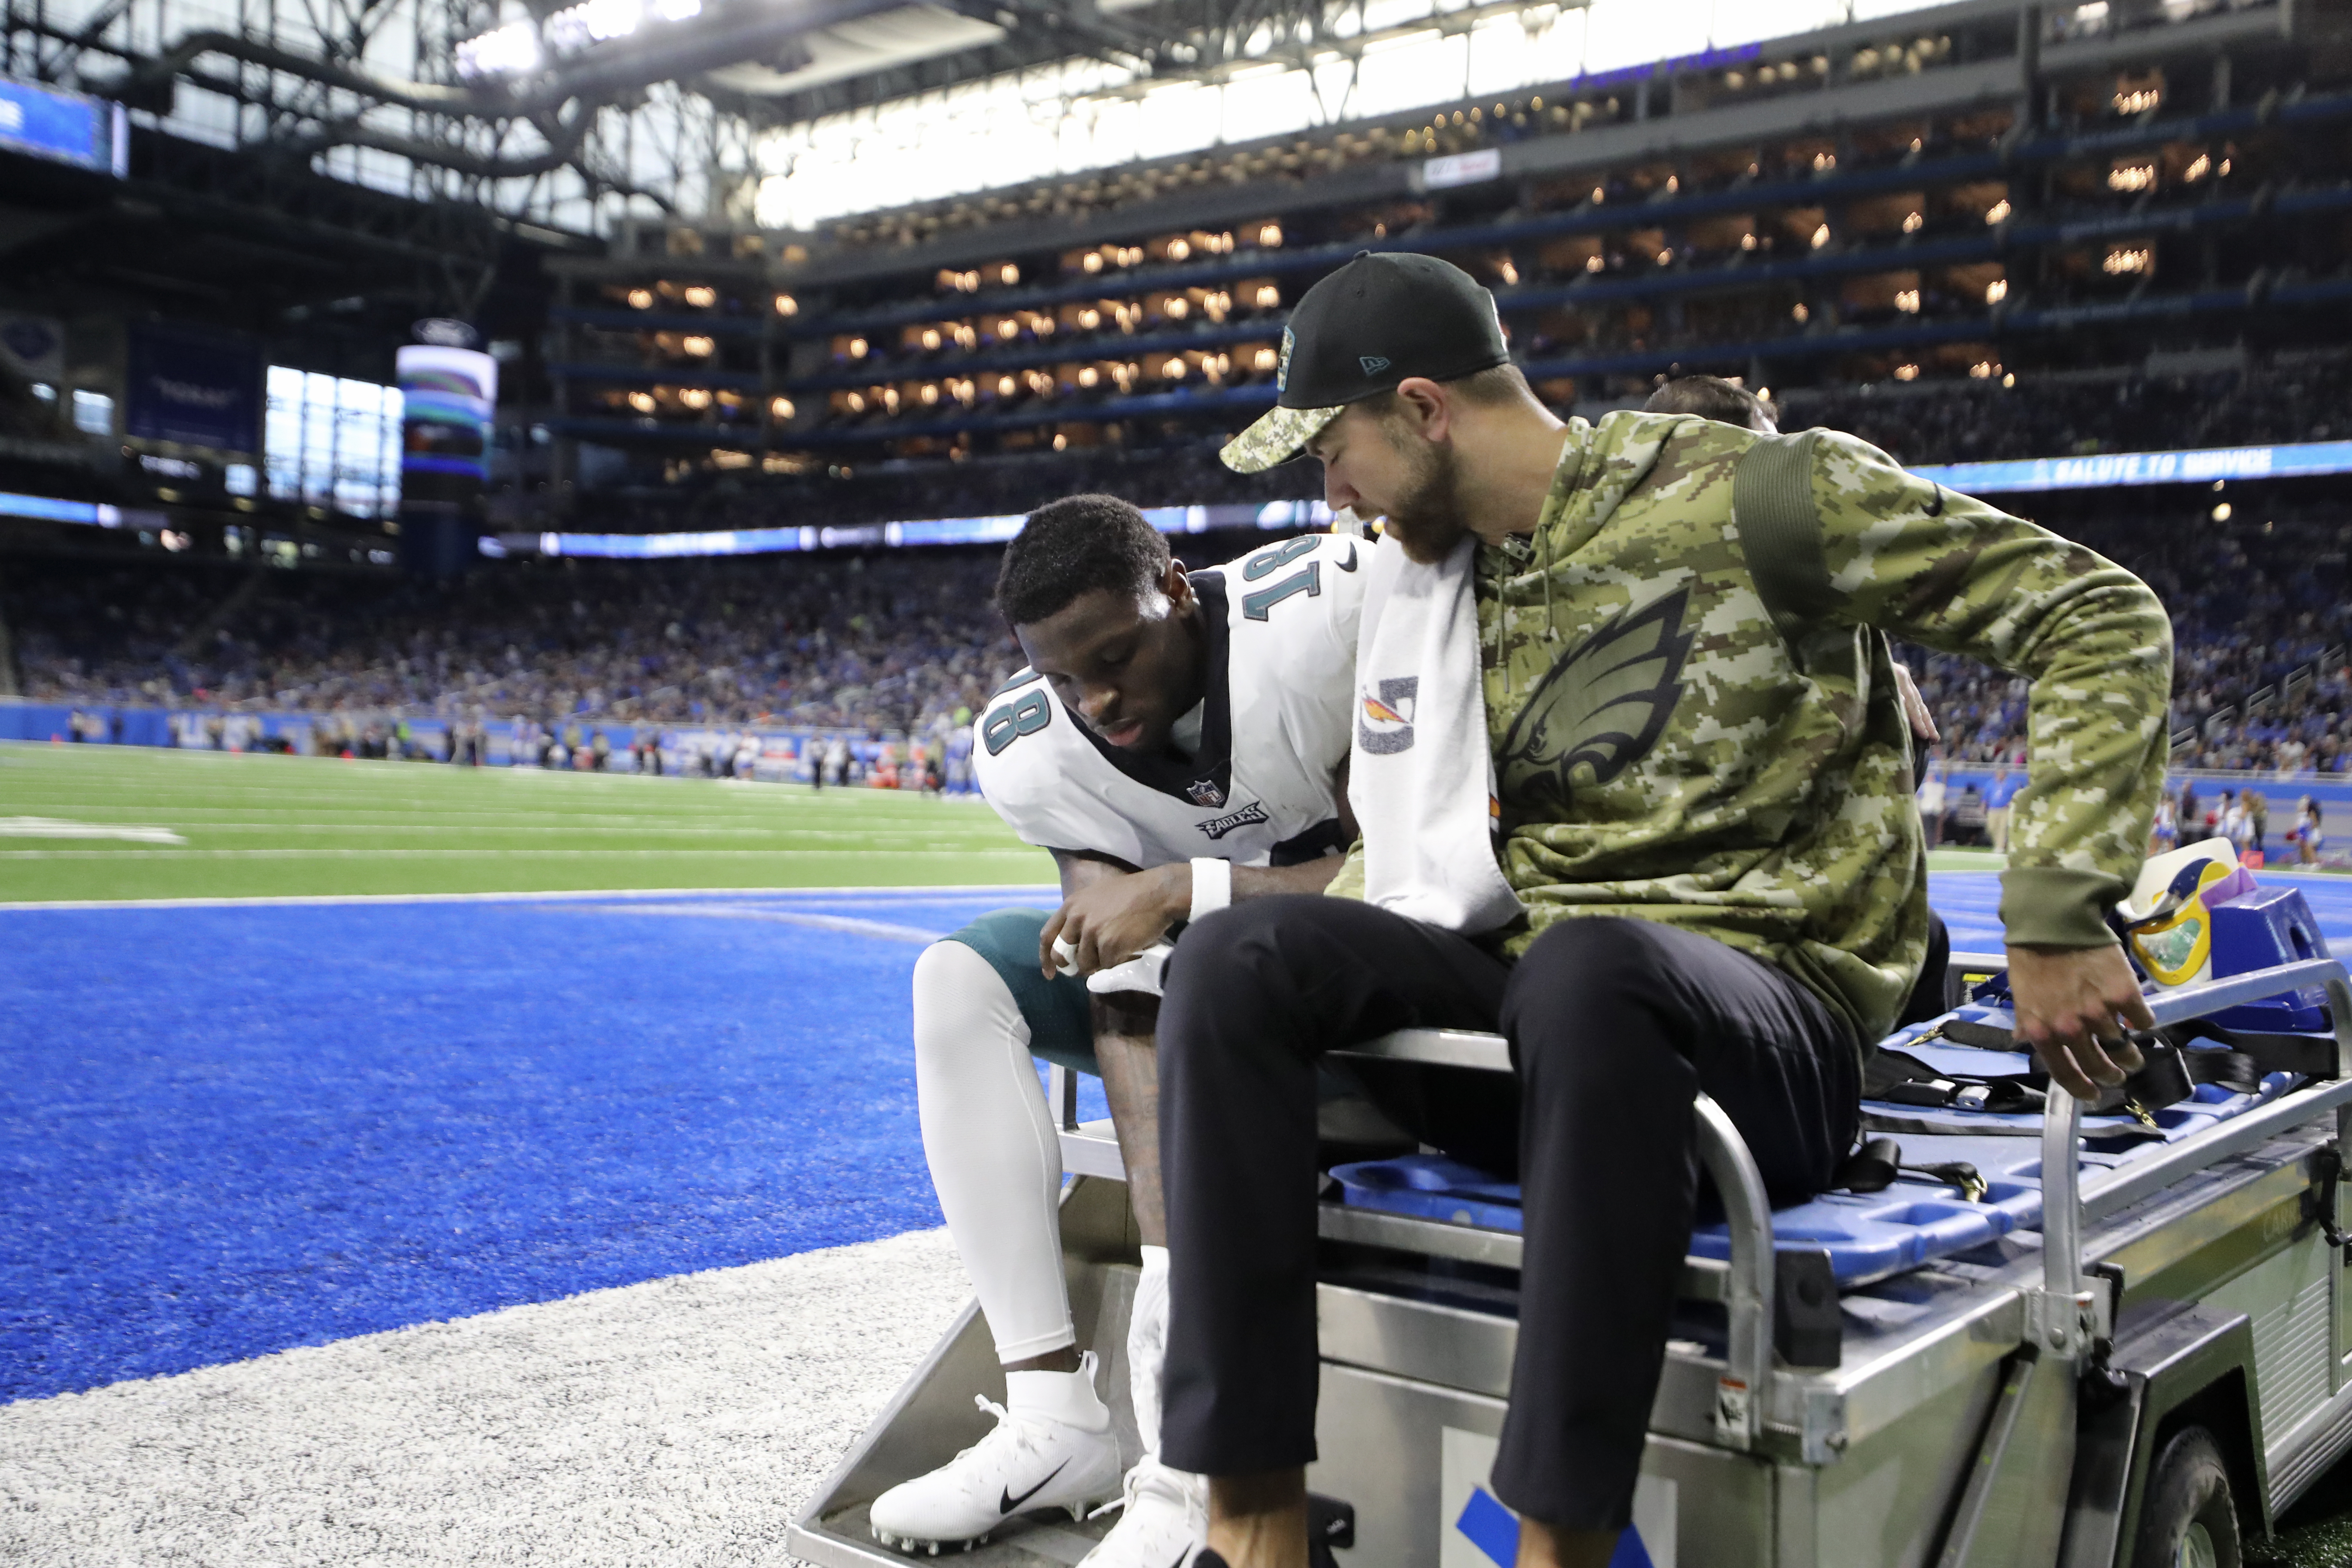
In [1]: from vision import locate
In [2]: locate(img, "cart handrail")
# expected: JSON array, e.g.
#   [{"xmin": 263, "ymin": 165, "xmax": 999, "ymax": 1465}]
[{"xmin": 2039, "ymin": 956, "xmax": 2352, "ymax": 1329}]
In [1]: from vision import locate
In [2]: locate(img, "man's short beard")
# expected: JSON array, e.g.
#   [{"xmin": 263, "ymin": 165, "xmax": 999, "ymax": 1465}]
[{"xmin": 1379, "ymin": 433, "xmax": 1473, "ymax": 565}]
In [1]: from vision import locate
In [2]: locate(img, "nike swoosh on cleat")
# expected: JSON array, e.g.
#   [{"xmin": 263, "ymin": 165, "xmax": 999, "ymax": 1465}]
[{"xmin": 1001, "ymin": 1458, "xmax": 1072, "ymax": 1515}]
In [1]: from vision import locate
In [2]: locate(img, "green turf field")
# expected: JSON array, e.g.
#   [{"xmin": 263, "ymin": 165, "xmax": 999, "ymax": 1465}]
[
  {"xmin": 0, "ymin": 741, "xmax": 2138, "ymax": 906},
  {"xmin": 0, "ymin": 741, "xmax": 1056, "ymax": 903}
]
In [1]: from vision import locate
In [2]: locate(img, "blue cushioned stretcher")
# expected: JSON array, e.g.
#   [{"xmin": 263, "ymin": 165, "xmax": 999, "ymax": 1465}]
[{"xmin": 1329, "ymin": 1047, "xmax": 2317, "ymax": 1286}]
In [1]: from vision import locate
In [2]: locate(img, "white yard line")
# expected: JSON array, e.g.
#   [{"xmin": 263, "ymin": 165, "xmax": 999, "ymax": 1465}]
[
  {"xmin": 565, "ymin": 904, "xmax": 947, "ymax": 943},
  {"xmin": 0, "ymin": 817, "xmax": 187, "ymax": 844},
  {"xmin": 0, "ymin": 846, "xmax": 1040, "ymax": 861},
  {"xmin": 0, "ymin": 882, "xmax": 1056, "ymax": 912}
]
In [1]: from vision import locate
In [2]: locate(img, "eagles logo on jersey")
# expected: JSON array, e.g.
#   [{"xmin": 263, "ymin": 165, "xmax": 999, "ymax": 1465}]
[
  {"xmin": 970, "ymin": 533, "xmax": 1374, "ymax": 873},
  {"xmin": 1496, "ymin": 587, "xmax": 1694, "ymax": 818}
]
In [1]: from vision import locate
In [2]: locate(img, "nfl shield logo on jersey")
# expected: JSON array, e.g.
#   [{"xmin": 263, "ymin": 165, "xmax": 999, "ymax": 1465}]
[{"xmin": 1187, "ymin": 778, "xmax": 1227, "ymax": 808}]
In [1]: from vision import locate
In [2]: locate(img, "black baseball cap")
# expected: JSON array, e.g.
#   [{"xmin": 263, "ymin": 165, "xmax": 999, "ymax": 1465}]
[{"xmin": 1219, "ymin": 251, "xmax": 1510, "ymax": 474}]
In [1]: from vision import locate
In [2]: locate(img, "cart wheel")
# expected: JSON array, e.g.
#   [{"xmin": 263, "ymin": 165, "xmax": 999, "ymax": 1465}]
[{"xmin": 2132, "ymin": 1426, "xmax": 2242, "ymax": 1568}]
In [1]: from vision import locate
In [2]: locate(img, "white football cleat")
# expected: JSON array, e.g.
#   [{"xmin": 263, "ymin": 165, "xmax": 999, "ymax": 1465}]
[
  {"xmin": 1080, "ymin": 1460, "xmax": 1208, "ymax": 1568},
  {"xmin": 870, "ymin": 1355, "xmax": 1122, "ymax": 1554}
]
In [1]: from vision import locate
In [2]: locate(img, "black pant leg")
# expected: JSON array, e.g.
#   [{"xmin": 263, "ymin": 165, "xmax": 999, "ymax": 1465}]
[
  {"xmin": 1896, "ymin": 907, "xmax": 1952, "ymax": 1029},
  {"xmin": 1490, "ymin": 919, "xmax": 1858, "ymax": 1531},
  {"xmin": 1157, "ymin": 894, "xmax": 1508, "ymax": 1477}
]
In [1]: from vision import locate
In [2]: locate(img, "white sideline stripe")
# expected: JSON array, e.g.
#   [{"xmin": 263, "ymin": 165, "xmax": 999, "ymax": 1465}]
[
  {"xmin": 0, "ymin": 847, "xmax": 1044, "ymax": 860},
  {"xmin": 0, "ymin": 883, "xmax": 1058, "ymax": 913},
  {"xmin": 0, "ymin": 1228, "xmax": 972, "ymax": 1568},
  {"xmin": 0, "ymin": 816, "xmax": 186, "ymax": 844},
  {"xmin": 569, "ymin": 903, "xmax": 946, "ymax": 943}
]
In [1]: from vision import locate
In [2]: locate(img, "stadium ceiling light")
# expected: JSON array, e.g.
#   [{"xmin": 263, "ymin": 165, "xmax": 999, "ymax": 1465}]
[
  {"xmin": 771, "ymin": 395, "xmax": 796, "ymax": 418},
  {"xmin": 683, "ymin": 285, "xmax": 717, "ymax": 307},
  {"xmin": 454, "ymin": 0, "xmax": 695, "ymax": 77},
  {"xmin": 627, "ymin": 287, "xmax": 654, "ymax": 309},
  {"xmin": 454, "ymin": 19, "xmax": 542, "ymax": 78},
  {"xmin": 773, "ymin": 293, "xmax": 799, "ymax": 316}
]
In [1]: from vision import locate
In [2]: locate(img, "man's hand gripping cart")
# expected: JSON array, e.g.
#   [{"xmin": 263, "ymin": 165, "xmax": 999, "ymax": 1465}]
[{"xmin": 789, "ymin": 954, "xmax": 2352, "ymax": 1568}]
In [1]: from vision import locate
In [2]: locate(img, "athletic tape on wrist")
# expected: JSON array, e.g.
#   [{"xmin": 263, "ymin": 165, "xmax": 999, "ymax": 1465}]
[{"xmin": 1189, "ymin": 858, "xmax": 1232, "ymax": 924}]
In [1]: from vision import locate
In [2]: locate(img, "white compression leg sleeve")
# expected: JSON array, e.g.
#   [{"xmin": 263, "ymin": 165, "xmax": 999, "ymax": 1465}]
[{"xmin": 912, "ymin": 938, "xmax": 1075, "ymax": 1363}]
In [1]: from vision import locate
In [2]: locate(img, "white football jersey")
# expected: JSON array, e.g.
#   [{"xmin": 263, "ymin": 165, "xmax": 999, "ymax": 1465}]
[{"xmin": 974, "ymin": 532, "xmax": 1372, "ymax": 869}]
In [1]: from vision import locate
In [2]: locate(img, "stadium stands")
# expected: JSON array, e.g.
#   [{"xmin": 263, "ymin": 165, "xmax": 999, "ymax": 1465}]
[
  {"xmin": 11, "ymin": 501, "xmax": 2352, "ymax": 775},
  {"xmin": 3, "ymin": 550, "xmax": 1024, "ymax": 735},
  {"xmin": 536, "ymin": 0, "xmax": 2352, "ymax": 531}
]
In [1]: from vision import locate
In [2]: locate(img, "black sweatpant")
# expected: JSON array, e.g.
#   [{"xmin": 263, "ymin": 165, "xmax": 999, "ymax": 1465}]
[{"xmin": 1156, "ymin": 897, "xmax": 1859, "ymax": 1531}]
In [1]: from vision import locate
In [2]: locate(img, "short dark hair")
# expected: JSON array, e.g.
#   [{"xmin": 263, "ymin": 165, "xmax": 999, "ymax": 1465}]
[
  {"xmin": 1643, "ymin": 375, "xmax": 1775, "ymax": 432},
  {"xmin": 995, "ymin": 493, "xmax": 1173, "ymax": 627}
]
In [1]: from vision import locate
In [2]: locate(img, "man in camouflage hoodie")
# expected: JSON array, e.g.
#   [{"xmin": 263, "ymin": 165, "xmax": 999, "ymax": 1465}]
[{"xmin": 1152, "ymin": 254, "xmax": 2171, "ymax": 1568}]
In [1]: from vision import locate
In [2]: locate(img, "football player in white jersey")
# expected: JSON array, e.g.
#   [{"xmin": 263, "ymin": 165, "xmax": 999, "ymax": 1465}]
[{"xmin": 870, "ymin": 495, "xmax": 1370, "ymax": 1566}]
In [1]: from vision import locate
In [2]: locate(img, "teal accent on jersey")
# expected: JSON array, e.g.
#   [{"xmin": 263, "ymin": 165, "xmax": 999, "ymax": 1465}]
[{"xmin": 942, "ymin": 908, "xmax": 1099, "ymax": 1075}]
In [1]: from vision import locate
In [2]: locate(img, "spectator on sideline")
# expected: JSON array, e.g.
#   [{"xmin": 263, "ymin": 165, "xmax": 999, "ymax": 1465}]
[
  {"xmin": 1987, "ymin": 763, "xmax": 2022, "ymax": 854},
  {"xmin": 1917, "ymin": 763, "xmax": 1948, "ymax": 847}
]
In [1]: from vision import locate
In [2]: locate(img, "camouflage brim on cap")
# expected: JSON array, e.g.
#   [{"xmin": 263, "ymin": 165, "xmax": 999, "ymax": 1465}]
[{"xmin": 1219, "ymin": 402, "xmax": 1344, "ymax": 474}]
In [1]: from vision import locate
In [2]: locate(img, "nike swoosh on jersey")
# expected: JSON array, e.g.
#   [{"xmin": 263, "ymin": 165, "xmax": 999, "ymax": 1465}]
[
  {"xmin": 1000, "ymin": 1459, "xmax": 1072, "ymax": 1515},
  {"xmin": 1335, "ymin": 542, "xmax": 1359, "ymax": 572}
]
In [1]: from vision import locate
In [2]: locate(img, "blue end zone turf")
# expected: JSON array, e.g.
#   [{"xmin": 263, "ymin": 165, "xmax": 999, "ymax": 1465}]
[
  {"xmin": 0, "ymin": 886, "xmax": 1099, "ymax": 1403},
  {"xmin": 9, "ymin": 870, "xmax": 2352, "ymax": 1406}
]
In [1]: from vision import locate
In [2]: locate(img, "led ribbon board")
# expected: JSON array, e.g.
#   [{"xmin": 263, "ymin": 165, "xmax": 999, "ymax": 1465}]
[{"xmin": 1914, "ymin": 440, "xmax": 2352, "ymax": 494}]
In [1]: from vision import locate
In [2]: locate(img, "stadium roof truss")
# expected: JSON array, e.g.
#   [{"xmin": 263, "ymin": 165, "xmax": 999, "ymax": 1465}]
[{"xmin": 3, "ymin": 0, "xmax": 2021, "ymax": 241}]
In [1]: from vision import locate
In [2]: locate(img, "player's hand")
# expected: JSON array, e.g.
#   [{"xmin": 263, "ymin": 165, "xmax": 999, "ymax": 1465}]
[
  {"xmin": 1892, "ymin": 662, "xmax": 1939, "ymax": 744},
  {"xmin": 1040, "ymin": 864, "xmax": 1191, "ymax": 977},
  {"xmin": 2005, "ymin": 943, "xmax": 2152, "ymax": 1101}
]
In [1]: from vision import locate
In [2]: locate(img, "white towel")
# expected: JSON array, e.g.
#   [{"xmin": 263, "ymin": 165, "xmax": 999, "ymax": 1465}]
[{"xmin": 1349, "ymin": 534, "xmax": 1523, "ymax": 934}]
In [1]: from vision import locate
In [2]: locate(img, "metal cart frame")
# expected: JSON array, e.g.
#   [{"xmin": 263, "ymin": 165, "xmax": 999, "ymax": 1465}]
[{"xmin": 790, "ymin": 956, "xmax": 2352, "ymax": 1568}]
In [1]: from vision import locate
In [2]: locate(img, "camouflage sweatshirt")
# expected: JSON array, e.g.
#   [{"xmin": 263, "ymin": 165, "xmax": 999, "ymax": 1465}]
[{"xmin": 1339, "ymin": 410, "xmax": 2173, "ymax": 1046}]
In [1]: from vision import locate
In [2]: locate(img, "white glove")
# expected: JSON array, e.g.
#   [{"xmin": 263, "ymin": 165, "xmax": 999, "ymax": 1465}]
[{"xmin": 1086, "ymin": 941, "xmax": 1175, "ymax": 997}]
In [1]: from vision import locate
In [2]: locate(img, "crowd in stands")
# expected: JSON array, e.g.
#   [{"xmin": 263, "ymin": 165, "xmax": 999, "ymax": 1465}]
[
  {"xmin": 1900, "ymin": 507, "xmax": 2352, "ymax": 774},
  {"xmin": 1782, "ymin": 356, "xmax": 2352, "ymax": 470},
  {"xmin": 5, "ymin": 549, "xmax": 1028, "ymax": 738},
  {"xmin": 13, "ymin": 413, "xmax": 2352, "ymax": 778},
  {"xmin": 603, "ymin": 355, "xmax": 2352, "ymax": 535}
]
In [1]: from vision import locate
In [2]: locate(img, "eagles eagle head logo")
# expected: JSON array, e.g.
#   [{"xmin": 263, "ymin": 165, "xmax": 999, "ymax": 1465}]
[{"xmin": 1496, "ymin": 588, "xmax": 1694, "ymax": 817}]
